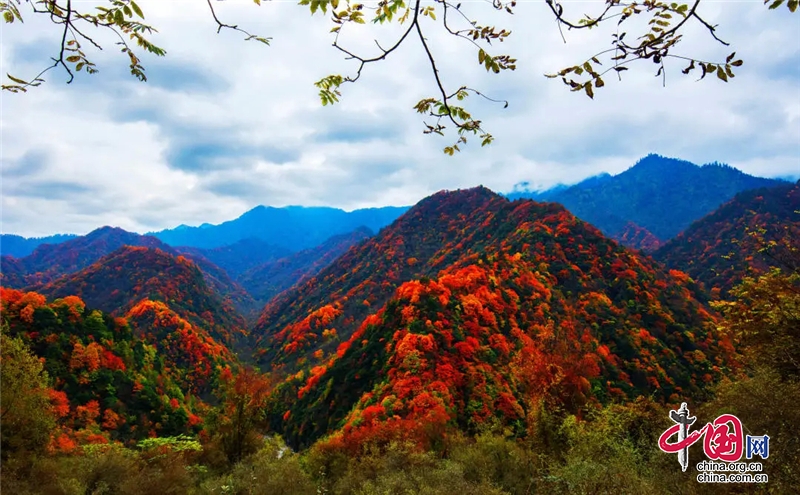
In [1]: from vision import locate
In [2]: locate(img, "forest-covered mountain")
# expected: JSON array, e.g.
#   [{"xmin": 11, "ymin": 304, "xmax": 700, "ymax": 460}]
[
  {"xmin": 151, "ymin": 205, "xmax": 409, "ymax": 250},
  {"xmin": 255, "ymin": 187, "xmax": 732, "ymax": 449},
  {"xmin": 175, "ymin": 238, "xmax": 292, "ymax": 278},
  {"xmin": 0, "ymin": 233, "xmax": 78, "ymax": 258},
  {"xmin": 239, "ymin": 227, "xmax": 373, "ymax": 306},
  {"xmin": 654, "ymin": 182, "xmax": 800, "ymax": 296},
  {"xmin": 1, "ymin": 289, "xmax": 215, "ymax": 448},
  {"xmin": 508, "ymin": 154, "xmax": 787, "ymax": 248},
  {"xmin": 36, "ymin": 246, "xmax": 247, "ymax": 348},
  {"xmin": 0, "ymin": 227, "xmax": 169, "ymax": 288},
  {"xmin": 5, "ymin": 181, "xmax": 798, "ymax": 494}
]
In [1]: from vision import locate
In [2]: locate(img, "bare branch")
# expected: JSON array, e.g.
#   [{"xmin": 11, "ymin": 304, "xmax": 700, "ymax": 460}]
[{"xmin": 206, "ymin": 0, "xmax": 272, "ymax": 44}]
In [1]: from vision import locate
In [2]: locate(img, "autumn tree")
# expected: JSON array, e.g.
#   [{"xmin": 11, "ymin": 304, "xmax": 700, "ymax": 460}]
[
  {"xmin": 206, "ymin": 367, "xmax": 274, "ymax": 464},
  {"xmin": 1, "ymin": 0, "xmax": 796, "ymax": 153},
  {"xmin": 712, "ymin": 226, "xmax": 800, "ymax": 380},
  {"xmin": 0, "ymin": 324, "xmax": 58, "ymax": 459}
]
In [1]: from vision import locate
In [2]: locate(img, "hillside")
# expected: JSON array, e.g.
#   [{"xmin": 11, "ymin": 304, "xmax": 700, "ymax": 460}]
[
  {"xmin": 36, "ymin": 246, "xmax": 247, "ymax": 347},
  {"xmin": 152, "ymin": 205, "xmax": 408, "ymax": 250},
  {"xmin": 175, "ymin": 238, "xmax": 292, "ymax": 278},
  {"xmin": 256, "ymin": 187, "xmax": 732, "ymax": 449},
  {"xmin": 0, "ymin": 226, "xmax": 258, "ymax": 319},
  {"xmin": 0, "ymin": 227, "xmax": 170, "ymax": 288},
  {"xmin": 239, "ymin": 227, "xmax": 373, "ymax": 305},
  {"xmin": 253, "ymin": 187, "xmax": 507, "ymax": 368},
  {"xmin": 654, "ymin": 182, "xmax": 800, "ymax": 296},
  {"xmin": 508, "ymin": 154, "xmax": 787, "ymax": 246},
  {"xmin": 0, "ymin": 289, "xmax": 215, "ymax": 446}
]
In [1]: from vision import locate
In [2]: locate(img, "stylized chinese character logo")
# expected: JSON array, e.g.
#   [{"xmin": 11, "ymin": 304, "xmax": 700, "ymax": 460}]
[
  {"xmin": 658, "ymin": 403, "xmax": 769, "ymax": 472},
  {"xmin": 746, "ymin": 435, "xmax": 770, "ymax": 460}
]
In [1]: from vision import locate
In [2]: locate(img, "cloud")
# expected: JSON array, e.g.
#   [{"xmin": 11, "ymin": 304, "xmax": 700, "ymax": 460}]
[{"xmin": 1, "ymin": 1, "xmax": 798, "ymax": 237}]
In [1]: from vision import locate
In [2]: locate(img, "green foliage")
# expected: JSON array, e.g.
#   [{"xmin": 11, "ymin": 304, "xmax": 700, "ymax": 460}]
[
  {"xmin": 198, "ymin": 436, "xmax": 316, "ymax": 495},
  {"xmin": 0, "ymin": 325, "xmax": 57, "ymax": 459}
]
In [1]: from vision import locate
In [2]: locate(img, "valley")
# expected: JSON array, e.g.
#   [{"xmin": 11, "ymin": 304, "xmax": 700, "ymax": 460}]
[{"xmin": 2, "ymin": 156, "xmax": 798, "ymax": 494}]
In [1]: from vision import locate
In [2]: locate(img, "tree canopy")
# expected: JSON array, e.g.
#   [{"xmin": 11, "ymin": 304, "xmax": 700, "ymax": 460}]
[{"xmin": 1, "ymin": 0, "xmax": 796, "ymax": 153}]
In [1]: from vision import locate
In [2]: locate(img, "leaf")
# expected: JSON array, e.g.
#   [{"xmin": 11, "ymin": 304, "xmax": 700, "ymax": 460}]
[
  {"xmin": 726, "ymin": 52, "xmax": 736, "ymax": 63},
  {"xmin": 6, "ymin": 73, "xmax": 30, "ymax": 84},
  {"xmin": 131, "ymin": 1, "xmax": 144, "ymax": 18},
  {"xmin": 584, "ymin": 82, "xmax": 594, "ymax": 99},
  {"xmin": 114, "ymin": 9, "xmax": 124, "ymax": 25},
  {"xmin": 731, "ymin": 59, "xmax": 743, "ymax": 67},
  {"xmin": 595, "ymin": 77, "xmax": 605, "ymax": 88},
  {"xmin": 123, "ymin": 5, "xmax": 132, "ymax": 17},
  {"xmin": 66, "ymin": 55, "xmax": 81, "ymax": 63},
  {"xmin": 716, "ymin": 66, "xmax": 728, "ymax": 82},
  {"xmin": 4, "ymin": 11, "xmax": 14, "ymax": 23}
]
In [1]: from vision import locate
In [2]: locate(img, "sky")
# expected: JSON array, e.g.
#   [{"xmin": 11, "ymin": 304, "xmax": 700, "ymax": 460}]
[{"xmin": 1, "ymin": 0, "xmax": 799, "ymax": 237}]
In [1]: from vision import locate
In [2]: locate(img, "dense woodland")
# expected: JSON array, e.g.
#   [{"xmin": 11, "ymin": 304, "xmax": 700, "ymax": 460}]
[{"xmin": 1, "ymin": 170, "xmax": 798, "ymax": 494}]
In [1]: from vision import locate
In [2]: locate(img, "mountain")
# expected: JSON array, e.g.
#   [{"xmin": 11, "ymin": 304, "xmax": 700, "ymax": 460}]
[
  {"xmin": 614, "ymin": 222, "xmax": 663, "ymax": 251},
  {"xmin": 0, "ymin": 227, "xmax": 169, "ymax": 288},
  {"xmin": 254, "ymin": 187, "xmax": 731, "ymax": 449},
  {"xmin": 1, "ymin": 289, "xmax": 214, "ymax": 444},
  {"xmin": 36, "ymin": 246, "xmax": 247, "ymax": 348},
  {"xmin": 175, "ymin": 238, "xmax": 292, "ymax": 278},
  {"xmin": 0, "ymin": 233, "xmax": 78, "ymax": 258},
  {"xmin": 654, "ymin": 182, "xmax": 800, "ymax": 296},
  {"xmin": 239, "ymin": 227, "xmax": 373, "ymax": 305},
  {"xmin": 508, "ymin": 154, "xmax": 787, "ymax": 247},
  {"xmin": 0, "ymin": 226, "xmax": 258, "ymax": 318},
  {"xmin": 151, "ymin": 205, "xmax": 409, "ymax": 250}
]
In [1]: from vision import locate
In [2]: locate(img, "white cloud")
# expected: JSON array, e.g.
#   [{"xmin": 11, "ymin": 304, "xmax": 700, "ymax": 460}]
[{"xmin": 1, "ymin": 0, "xmax": 798, "ymax": 237}]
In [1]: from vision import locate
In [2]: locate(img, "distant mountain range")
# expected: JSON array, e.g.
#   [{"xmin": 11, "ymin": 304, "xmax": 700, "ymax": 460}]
[
  {"xmin": 0, "ymin": 233, "xmax": 78, "ymax": 258},
  {"xmin": 508, "ymin": 154, "xmax": 788, "ymax": 249},
  {"xmin": 2, "ymin": 155, "xmax": 789, "ymax": 258},
  {"xmin": 149, "ymin": 205, "xmax": 409, "ymax": 251}
]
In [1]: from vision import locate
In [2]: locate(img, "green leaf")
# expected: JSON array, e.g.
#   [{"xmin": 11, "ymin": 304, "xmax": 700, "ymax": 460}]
[
  {"xmin": 66, "ymin": 55, "xmax": 81, "ymax": 63},
  {"xmin": 123, "ymin": 5, "xmax": 132, "ymax": 17},
  {"xmin": 130, "ymin": 0, "xmax": 144, "ymax": 18},
  {"xmin": 114, "ymin": 9, "xmax": 124, "ymax": 24},
  {"xmin": 716, "ymin": 66, "xmax": 728, "ymax": 82},
  {"xmin": 3, "ymin": 11, "xmax": 14, "ymax": 23}
]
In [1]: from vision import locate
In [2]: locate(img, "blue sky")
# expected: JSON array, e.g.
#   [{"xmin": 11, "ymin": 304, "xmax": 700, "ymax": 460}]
[{"xmin": 1, "ymin": 1, "xmax": 799, "ymax": 237}]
